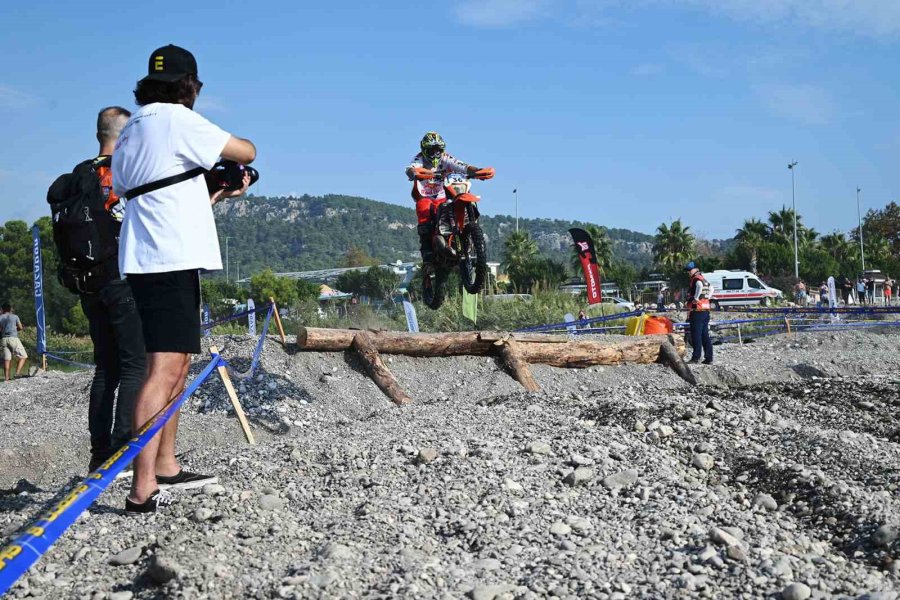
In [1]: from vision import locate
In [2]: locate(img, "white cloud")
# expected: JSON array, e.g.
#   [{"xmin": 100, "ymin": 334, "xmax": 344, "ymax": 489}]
[
  {"xmin": 631, "ymin": 63, "xmax": 664, "ymax": 77},
  {"xmin": 682, "ymin": 0, "xmax": 900, "ymax": 37},
  {"xmin": 0, "ymin": 85, "xmax": 38, "ymax": 109},
  {"xmin": 453, "ymin": 0, "xmax": 900, "ymax": 36},
  {"xmin": 755, "ymin": 82, "xmax": 836, "ymax": 125},
  {"xmin": 454, "ymin": 0, "xmax": 551, "ymax": 27},
  {"xmin": 194, "ymin": 95, "xmax": 227, "ymax": 113}
]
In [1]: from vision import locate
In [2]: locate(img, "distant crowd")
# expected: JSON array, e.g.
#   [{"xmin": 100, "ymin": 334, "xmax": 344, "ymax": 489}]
[{"xmin": 793, "ymin": 275, "xmax": 896, "ymax": 307}]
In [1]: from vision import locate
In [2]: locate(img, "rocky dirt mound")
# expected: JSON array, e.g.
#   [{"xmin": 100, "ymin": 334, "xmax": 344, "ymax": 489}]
[{"xmin": 1, "ymin": 330, "xmax": 899, "ymax": 599}]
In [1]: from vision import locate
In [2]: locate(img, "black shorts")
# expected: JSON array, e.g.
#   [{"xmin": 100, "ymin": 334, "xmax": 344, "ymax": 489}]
[{"xmin": 127, "ymin": 270, "xmax": 201, "ymax": 354}]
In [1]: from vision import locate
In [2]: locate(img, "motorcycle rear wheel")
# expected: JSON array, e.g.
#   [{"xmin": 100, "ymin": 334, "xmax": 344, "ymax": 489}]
[
  {"xmin": 459, "ymin": 223, "xmax": 488, "ymax": 294},
  {"xmin": 422, "ymin": 264, "xmax": 449, "ymax": 309}
]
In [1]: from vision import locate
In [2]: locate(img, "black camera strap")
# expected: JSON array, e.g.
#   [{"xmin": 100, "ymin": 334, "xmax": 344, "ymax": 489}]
[{"xmin": 124, "ymin": 167, "xmax": 206, "ymax": 200}]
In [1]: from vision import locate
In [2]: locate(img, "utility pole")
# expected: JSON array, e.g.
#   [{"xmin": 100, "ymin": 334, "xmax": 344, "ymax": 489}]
[
  {"xmin": 857, "ymin": 187, "xmax": 866, "ymax": 273},
  {"xmin": 225, "ymin": 236, "xmax": 231, "ymax": 282},
  {"xmin": 513, "ymin": 188, "xmax": 519, "ymax": 232},
  {"xmin": 788, "ymin": 161, "xmax": 799, "ymax": 279}
]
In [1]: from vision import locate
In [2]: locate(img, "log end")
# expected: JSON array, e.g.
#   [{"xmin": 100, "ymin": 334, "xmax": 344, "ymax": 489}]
[{"xmin": 296, "ymin": 327, "xmax": 309, "ymax": 348}]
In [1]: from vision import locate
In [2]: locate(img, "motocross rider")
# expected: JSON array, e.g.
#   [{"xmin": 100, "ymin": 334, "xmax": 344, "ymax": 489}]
[{"xmin": 405, "ymin": 132, "xmax": 494, "ymax": 264}]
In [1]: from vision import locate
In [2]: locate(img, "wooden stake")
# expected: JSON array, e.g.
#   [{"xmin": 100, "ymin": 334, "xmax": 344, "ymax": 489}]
[
  {"xmin": 269, "ymin": 297, "xmax": 287, "ymax": 345},
  {"xmin": 41, "ymin": 353, "xmax": 47, "ymax": 371},
  {"xmin": 784, "ymin": 317, "xmax": 792, "ymax": 336},
  {"xmin": 737, "ymin": 324, "xmax": 743, "ymax": 346},
  {"xmin": 351, "ymin": 332, "xmax": 412, "ymax": 405},
  {"xmin": 496, "ymin": 338, "xmax": 540, "ymax": 391},
  {"xmin": 657, "ymin": 341, "xmax": 697, "ymax": 386},
  {"xmin": 209, "ymin": 345, "xmax": 256, "ymax": 445}
]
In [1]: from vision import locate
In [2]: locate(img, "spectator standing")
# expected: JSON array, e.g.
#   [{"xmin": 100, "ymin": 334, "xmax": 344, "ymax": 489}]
[
  {"xmin": 684, "ymin": 261, "xmax": 713, "ymax": 364},
  {"xmin": 818, "ymin": 282, "xmax": 828, "ymax": 308},
  {"xmin": 794, "ymin": 280, "xmax": 807, "ymax": 306},
  {"xmin": 857, "ymin": 278, "xmax": 868, "ymax": 305},
  {"xmin": 886, "ymin": 277, "xmax": 894, "ymax": 306},
  {"xmin": 838, "ymin": 274, "xmax": 852, "ymax": 305},
  {"xmin": 656, "ymin": 289, "xmax": 666, "ymax": 312},
  {"xmin": 0, "ymin": 303, "xmax": 27, "ymax": 381},
  {"xmin": 46, "ymin": 107, "xmax": 146, "ymax": 473},
  {"xmin": 112, "ymin": 45, "xmax": 256, "ymax": 514}
]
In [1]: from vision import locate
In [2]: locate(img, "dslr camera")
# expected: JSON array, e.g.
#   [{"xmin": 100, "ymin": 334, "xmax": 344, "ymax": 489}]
[{"xmin": 205, "ymin": 160, "xmax": 260, "ymax": 194}]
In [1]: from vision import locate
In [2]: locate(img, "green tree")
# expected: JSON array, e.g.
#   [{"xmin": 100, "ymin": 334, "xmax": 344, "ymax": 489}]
[
  {"xmin": 62, "ymin": 303, "xmax": 90, "ymax": 336},
  {"xmin": 334, "ymin": 270, "xmax": 367, "ymax": 297},
  {"xmin": 652, "ymin": 219, "xmax": 695, "ymax": 276},
  {"xmin": 735, "ymin": 219, "xmax": 769, "ymax": 274},
  {"xmin": 249, "ymin": 269, "xmax": 299, "ymax": 306},
  {"xmin": 508, "ymin": 257, "xmax": 568, "ymax": 293},
  {"xmin": 363, "ymin": 266, "xmax": 401, "ymax": 303},
  {"xmin": 341, "ymin": 246, "xmax": 379, "ymax": 268}
]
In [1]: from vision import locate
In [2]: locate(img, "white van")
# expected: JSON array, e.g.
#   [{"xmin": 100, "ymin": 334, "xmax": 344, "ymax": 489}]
[{"xmin": 703, "ymin": 270, "xmax": 783, "ymax": 308}]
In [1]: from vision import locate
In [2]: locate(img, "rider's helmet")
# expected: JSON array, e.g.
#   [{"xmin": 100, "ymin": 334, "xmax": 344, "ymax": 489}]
[{"xmin": 420, "ymin": 132, "xmax": 446, "ymax": 169}]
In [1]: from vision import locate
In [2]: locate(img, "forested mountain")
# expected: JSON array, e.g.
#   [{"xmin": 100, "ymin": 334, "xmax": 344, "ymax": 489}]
[{"xmin": 214, "ymin": 194, "xmax": 656, "ymax": 275}]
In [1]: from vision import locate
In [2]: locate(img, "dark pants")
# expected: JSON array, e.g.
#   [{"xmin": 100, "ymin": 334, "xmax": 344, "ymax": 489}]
[
  {"xmin": 688, "ymin": 310, "xmax": 713, "ymax": 362},
  {"xmin": 80, "ymin": 278, "xmax": 146, "ymax": 460}
]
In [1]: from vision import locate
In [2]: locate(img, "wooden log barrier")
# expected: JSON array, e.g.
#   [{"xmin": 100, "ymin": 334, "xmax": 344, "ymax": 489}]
[
  {"xmin": 297, "ymin": 327, "xmax": 684, "ymax": 368},
  {"xmin": 351, "ymin": 332, "xmax": 412, "ymax": 406}
]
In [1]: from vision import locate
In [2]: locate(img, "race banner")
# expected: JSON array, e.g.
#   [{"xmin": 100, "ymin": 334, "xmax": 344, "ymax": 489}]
[
  {"xmin": 247, "ymin": 299, "xmax": 256, "ymax": 336},
  {"xmin": 31, "ymin": 225, "xmax": 46, "ymax": 355},
  {"xmin": 201, "ymin": 303, "xmax": 211, "ymax": 337},
  {"xmin": 462, "ymin": 289, "xmax": 478, "ymax": 325},
  {"xmin": 827, "ymin": 276, "xmax": 839, "ymax": 322},
  {"xmin": 569, "ymin": 228, "xmax": 602, "ymax": 305},
  {"xmin": 402, "ymin": 301, "xmax": 419, "ymax": 333}
]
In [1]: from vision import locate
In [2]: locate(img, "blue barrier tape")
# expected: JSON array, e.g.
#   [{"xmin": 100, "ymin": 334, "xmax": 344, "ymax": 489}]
[
  {"xmin": 718, "ymin": 305, "xmax": 900, "ymax": 314},
  {"xmin": 207, "ymin": 303, "xmax": 271, "ymax": 328},
  {"xmin": 0, "ymin": 354, "xmax": 223, "ymax": 596},
  {"xmin": 44, "ymin": 349, "xmax": 91, "ymax": 356},
  {"xmin": 246, "ymin": 304, "xmax": 274, "ymax": 378},
  {"xmin": 516, "ymin": 309, "xmax": 644, "ymax": 333},
  {"xmin": 44, "ymin": 352, "xmax": 93, "ymax": 370}
]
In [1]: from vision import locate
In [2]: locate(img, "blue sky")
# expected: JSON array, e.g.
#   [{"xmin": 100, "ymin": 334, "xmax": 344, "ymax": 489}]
[{"xmin": 2, "ymin": 0, "xmax": 899, "ymax": 240}]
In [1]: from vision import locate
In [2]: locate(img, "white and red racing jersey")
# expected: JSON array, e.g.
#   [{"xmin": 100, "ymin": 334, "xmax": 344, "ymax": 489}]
[{"xmin": 407, "ymin": 152, "xmax": 470, "ymax": 200}]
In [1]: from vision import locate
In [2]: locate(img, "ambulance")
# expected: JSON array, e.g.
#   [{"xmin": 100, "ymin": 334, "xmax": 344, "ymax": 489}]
[{"xmin": 703, "ymin": 270, "xmax": 783, "ymax": 308}]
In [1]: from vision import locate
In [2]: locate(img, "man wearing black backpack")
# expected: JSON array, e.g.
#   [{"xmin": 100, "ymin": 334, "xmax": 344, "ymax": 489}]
[{"xmin": 47, "ymin": 106, "xmax": 146, "ymax": 474}]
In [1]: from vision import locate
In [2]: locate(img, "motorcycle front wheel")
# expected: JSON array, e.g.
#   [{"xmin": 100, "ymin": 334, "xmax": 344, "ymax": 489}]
[
  {"xmin": 422, "ymin": 264, "xmax": 449, "ymax": 309},
  {"xmin": 459, "ymin": 223, "xmax": 488, "ymax": 294}
]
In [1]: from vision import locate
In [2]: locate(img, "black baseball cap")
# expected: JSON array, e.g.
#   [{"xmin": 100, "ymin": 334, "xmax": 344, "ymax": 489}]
[{"xmin": 140, "ymin": 44, "xmax": 198, "ymax": 83}]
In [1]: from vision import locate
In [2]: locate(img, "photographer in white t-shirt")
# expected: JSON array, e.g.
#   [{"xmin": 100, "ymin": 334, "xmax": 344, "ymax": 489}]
[{"xmin": 112, "ymin": 44, "xmax": 256, "ymax": 514}]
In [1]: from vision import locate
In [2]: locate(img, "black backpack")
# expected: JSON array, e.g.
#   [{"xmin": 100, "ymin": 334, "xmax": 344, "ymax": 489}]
[{"xmin": 47, "ymin": 157, "xmax": 121, "ymax": 294}]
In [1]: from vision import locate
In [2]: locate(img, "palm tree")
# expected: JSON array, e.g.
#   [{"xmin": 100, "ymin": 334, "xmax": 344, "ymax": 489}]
[
  {"xmin": 767, "ymin": 206, "xmax": 805, "ymax": 241},
  {"xmin": 652, "ymin": 219, "xmax": 695, "ymax": 274},
  {"xmin": 502, "ymin": 230, "xmax": 538, "ymax": 275},
  {"xmin": 820, "ymin": 232, "xmax": 853, "ymax": 262},
  {"xmin": 734, "ymin": 218, "xmax": 768, "ymax": 274},
  {"xmin": 570, "ymin": 225, "xmax": 613, "ymax": 277}
]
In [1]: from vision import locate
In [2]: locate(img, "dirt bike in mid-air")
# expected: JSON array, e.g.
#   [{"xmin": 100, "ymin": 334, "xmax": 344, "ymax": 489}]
[{"xmin": 418, "ymin": 171, "xmax": 490, "ymax": 309}]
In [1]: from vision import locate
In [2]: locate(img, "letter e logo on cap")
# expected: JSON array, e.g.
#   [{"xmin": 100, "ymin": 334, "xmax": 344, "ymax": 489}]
[{"xmin": 154, "ymin": 56, "xmax": 164, "ymax": 71}]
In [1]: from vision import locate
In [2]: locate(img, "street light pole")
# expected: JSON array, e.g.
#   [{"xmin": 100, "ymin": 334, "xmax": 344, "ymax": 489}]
[
  {"xmin": 788, "ymin": 161, "xmax": 799, "ymax": 279},
  {"xmin": 225, "ymin": 236, "xmax": 231, "ymax": 283},
  {"xmin": 513, "ymin": 188, "xmax": 519, "ymax": 232},
  {"xmin": 857, "ymin": 187, "xmax": 866, "ymax": 273}
]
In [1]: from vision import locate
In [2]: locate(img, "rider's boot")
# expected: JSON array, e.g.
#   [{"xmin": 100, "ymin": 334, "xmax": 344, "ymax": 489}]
[{"xmin": 418, "ymin": 223, "xmax": 435, "ymax": 265}]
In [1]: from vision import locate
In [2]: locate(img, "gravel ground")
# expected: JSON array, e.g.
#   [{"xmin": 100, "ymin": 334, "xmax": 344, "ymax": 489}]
[{"xmin": 1, "ymin": 329, "xmax": 899, "ymax": 599}]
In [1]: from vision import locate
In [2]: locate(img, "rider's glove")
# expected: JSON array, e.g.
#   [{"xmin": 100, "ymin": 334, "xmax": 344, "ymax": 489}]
[
  {"xmin": 412, "ymin": 167, "xmax": 435, "ymax": 181},
  {"xmin": 474, "ymin": 167, "xmax": 495, "ymax": 180}
]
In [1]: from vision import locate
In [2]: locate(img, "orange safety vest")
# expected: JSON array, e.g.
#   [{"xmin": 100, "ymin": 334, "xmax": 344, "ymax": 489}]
[{"xmin": 689, "ymin": 273, "xmax": 711, "ymax": 311}]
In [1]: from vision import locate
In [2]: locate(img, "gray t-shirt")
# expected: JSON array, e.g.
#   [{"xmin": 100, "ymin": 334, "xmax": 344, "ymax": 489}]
[{"xmin": 0, "ymin": 313, "xmax": 21, "ymax": 338}]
